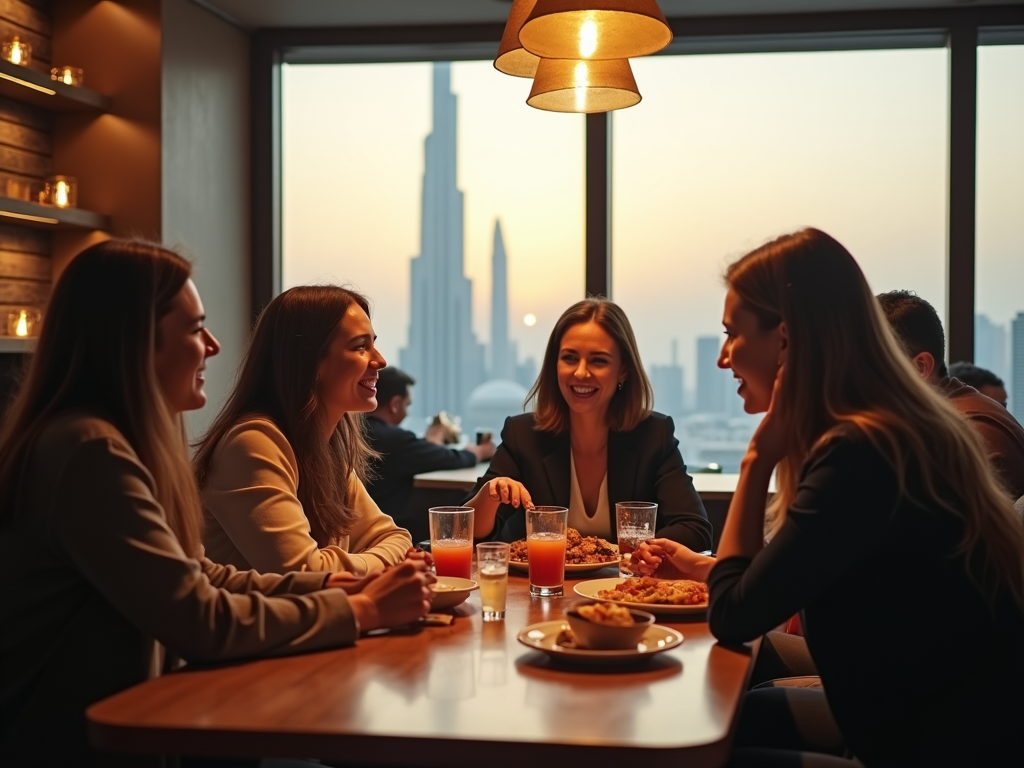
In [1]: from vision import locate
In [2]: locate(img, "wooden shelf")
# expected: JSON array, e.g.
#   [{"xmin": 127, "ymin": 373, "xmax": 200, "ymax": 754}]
[
  {"xmin": 0, "ymin": 196, "xmax": 109, "ymax": 230},
  {"xmin": 0, "ymin": 59, "xmax": 110, "ymax": 113},
  {"xmin": 0, "ymin": 336, "xmax": 35, "ymax": 353}
]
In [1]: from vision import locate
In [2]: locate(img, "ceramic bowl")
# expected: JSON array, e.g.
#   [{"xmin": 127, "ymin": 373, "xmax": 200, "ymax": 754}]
[
  {"xmin": 429, "ymin": 576, "xmax": 478, "ymax": 610},
  {"xmin": 565, "ymin": 603, "xmax": 655, "ymax": 650}
]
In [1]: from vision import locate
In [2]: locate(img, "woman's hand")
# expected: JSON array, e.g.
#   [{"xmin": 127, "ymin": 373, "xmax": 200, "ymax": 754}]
[
  {"xmin": 347, "ymin": 560, "xmax": 435, "ymax": 633},
  {"xmin": 486, "ymin": 477, "xmax": 534, "ymax": 510},
  {"xmin": 325, "ymin": 571, "xmax": 375, "ymax": 594},
  {"xmin": 633, "ymin": 538, "xmax": 714, "ymax": 582},
  {"xmin": 403, "ymin": 546, "xmax": 434, "ymax": 569},
  {"xmin": 747, "ymin": 364, "xmax": 788, "ymax": 468}
]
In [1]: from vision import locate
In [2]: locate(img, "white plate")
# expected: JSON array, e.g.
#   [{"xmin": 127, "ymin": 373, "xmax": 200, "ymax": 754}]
[
  {"xmin": 516, "ymin": 620, "xmax": 683, "ymax": 666},
  {"xmin": 429, "ymin": 576, "xmax": 478, "ymax": 610},
  {"xmin": 508, "ymin": 559, "xmax": 621, "ymax": 574},
  {"xmin": 573, "ymin": 577, "xmax": 708, "ymax": 615}
]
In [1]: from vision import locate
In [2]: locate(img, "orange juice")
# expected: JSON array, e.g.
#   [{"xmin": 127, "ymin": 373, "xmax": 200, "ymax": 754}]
[
  {"xmin": 527, "ymin": 533, "xmax": 566, "ymax": 587},
  {"xmin": 433, "ymin": 539, "xmax": 473, "ymax": 579}
]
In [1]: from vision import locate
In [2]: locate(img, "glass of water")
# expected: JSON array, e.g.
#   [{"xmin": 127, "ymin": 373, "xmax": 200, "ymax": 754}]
[
  {"xmin": 616, "ymin": 501, "xmax": 658, "ymax": 578},
  {"xmin": 476, "ymin": 542, "xmax": 510, "ymax": 621}
]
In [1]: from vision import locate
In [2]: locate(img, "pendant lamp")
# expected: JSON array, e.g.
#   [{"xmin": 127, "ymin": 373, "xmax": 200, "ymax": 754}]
[
  {"xmin": 495, "ymin": 0, "xmax": 540, "ymax": 78},
  {"xmin": 518, "ymin": 0, "xmax": 672, "ymax": 61},
  {"xmin": 527, "ymin": 58, "xmax": 640, "ymax": 113}
]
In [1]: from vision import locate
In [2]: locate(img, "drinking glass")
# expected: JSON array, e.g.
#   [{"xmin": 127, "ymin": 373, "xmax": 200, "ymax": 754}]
[
  {"xmin": 429, "ymin": 506, "xmax": 474, "ymax": 579},
  {"xmin": 476, "ymin": 542, "xmax": 510, "ymax": 621},
  {"xmin": 616, "ymin": 501, "xmax": 658, "ymax": 578},
  {"xmin": 525, "ymin": 506, "xmax": 568, "ymax": 597}
]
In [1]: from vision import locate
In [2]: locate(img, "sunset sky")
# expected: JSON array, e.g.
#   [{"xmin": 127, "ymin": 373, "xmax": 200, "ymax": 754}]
[{"xmin": 282, "ymin": 45, "xmax": 1022, "ymax": 388}]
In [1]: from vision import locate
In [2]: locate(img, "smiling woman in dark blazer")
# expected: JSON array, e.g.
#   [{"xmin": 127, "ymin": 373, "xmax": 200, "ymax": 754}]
[{"xmin": 465, "ymin": 298, "xmax": 712, "ymax": 549}]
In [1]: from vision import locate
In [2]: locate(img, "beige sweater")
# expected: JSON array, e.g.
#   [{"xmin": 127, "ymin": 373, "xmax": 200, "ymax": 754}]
[
  {"xmin": 202, "ymin": 417, "xmax": 412, "ymax": 575},
  {"xmin": 0, "ymin": 412, "xmax": 358, "ymax": 765}
]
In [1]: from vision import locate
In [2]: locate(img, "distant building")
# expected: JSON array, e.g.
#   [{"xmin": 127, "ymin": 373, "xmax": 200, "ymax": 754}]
[
  {"xmin": 649, "ymin": 339, "xmax": 684, "ymax": 420},
  {"xmin": 975, "ymin": 313, "xmax": 1008, "ymax": 383},
  {"xmin": 400, "ymin": 63, "xmax": 485, "ymax": 423},
  {"xmin": 1012, "ymin": 312, "xmax": 1024, "ymax": 422},
  {"xmin": 490, "ymin": 220, "xmax": 513, "ymax": 380},
  {"xmin": 696, "ymin": 336, "xmax": 735, "ymax": 415}
]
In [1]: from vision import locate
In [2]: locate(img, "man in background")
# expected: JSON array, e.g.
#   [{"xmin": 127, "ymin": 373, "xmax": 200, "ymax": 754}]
[
  {"xmin": 365, "ymin": 368, "xmax": 494, "ymax": 542},
  {"xmin": 877, "ymin": 290, "xmax": 1024, "ymax": 500},
  {"xmin": 948, "ymin": 361, "xmax": 1009, "ymax": 408}
]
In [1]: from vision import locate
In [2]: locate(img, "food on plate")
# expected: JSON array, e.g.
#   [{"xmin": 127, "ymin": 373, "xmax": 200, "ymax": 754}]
[
  {"xmin": 510, "ymin": 527, "xmax": 619, "ymax": 564},
  {"xmin": 429, "ymin": 583, "xmax": 456, "ymax": 592},
  {"xmin": 576, "ymin": 602, "xmax": 635, "ymax": 626},
  {"xmin": 597, "ymin": 576, "xmax": 708, "ymax": 606}
]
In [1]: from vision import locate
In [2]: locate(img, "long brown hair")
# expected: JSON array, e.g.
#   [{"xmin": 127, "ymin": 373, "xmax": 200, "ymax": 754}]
[
  {"xmin": 194, "ymin": 286, "xmax": 376, "ymax": 546},
  {"xmin": 726, "ymin": 228, "xmax": 1024, "ymax": 609},
  {"xmin": 528, "ymin": 297, "xmax": 653, "ymax": 433},
  {"xmin": 0, "ymin": 240, "xmax": 203, "ymax": 555}
]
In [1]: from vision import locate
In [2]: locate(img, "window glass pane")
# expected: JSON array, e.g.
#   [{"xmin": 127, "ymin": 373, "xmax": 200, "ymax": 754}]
[
  {"xmin": 613, "ymin": 49, "xmax": 948, "ymax": 471},
  {"xmin": 976, "ymin": 45, "xmax": 1024, "ymax": 420},
  {"xmin": 283, "ymin": 61, "xmax": 585, "ymax": 434}
]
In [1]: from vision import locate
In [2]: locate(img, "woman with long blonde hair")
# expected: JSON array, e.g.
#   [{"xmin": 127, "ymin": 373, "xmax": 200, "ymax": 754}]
[
  {"xmin": 638, "ymin": 229, "xmax": 1024, "ymax": 767},
  {"xmin": 0, "ymin": 241, "xmax": 432, "ymax": 766}
]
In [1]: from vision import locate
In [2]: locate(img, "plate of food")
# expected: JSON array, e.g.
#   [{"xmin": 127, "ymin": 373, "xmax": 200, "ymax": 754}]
[
  {"xmin": 429, "ymin": 576, "xmax": 478, "ymax": 610},
  {"xmin": 573, "ymin": 576, "xmax": 709, "ymax": 614},
  {"xmin": 508, "ymin": 527, "xmax": 621, "ymax": 573},
  {"xmin": 516, "ymin": 618, "xmax": 683, "ymax": 667}
]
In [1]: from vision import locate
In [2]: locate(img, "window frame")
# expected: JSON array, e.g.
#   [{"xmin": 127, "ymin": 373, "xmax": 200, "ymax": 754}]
[{"xmin": 252, "ymin": 7, "xmax": 1024, "ymax": 362}]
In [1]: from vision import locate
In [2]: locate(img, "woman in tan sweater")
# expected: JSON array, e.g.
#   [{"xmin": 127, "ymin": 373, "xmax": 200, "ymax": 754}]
[
  {"xmin": 0, "ymin": 241, "xmax": 433, "ymax": 766},
  {"xmin": 194, "ymin": 286, "xmax": 413, "ymax": 575}
]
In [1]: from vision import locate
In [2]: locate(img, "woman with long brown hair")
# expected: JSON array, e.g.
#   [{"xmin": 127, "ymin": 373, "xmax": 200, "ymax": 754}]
[
  {"xmin": 638, "ymin": 229, "xmax": 1024, "ymax": 767},
  {"xmin": 0, "ymin": 241, "xmax": 433, "ymax": 766},
  {"xmin": 465, "ymin": 297, "xmax": 711, "ymax": 548},
  {"xmin": 194, "ymin": 286, "xmax": 413, "ymax": 574}
]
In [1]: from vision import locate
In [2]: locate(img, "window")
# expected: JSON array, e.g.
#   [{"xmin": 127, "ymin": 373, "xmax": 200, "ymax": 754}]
[
  {"xmin": 975, "ymin": 44, "xmax": 1024, "ymax": 419},
  {"xmin": 612, "ymin": 48, "xmax": 949, "ymax": 471},
  {"xmin": 282, "ymin": 60, "xmax": 584, "ymax": 435}
]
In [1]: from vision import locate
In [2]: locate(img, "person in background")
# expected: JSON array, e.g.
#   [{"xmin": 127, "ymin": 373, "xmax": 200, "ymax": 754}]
[
  {"xmin": 0, "ymin": 242, "xmax": 433, "ymax": 766},
  {"xmin": 877, "ymin": 290, "xmax": 1024, "ymax": 499},
  {"xmin": 636, "ymin": 229, "xmax": 1024, "ymax": 768},
  {"xmin": 365, "ymin": 366, "xmax": 495, "ymax": 542},
  {"xmin": 195, "ymin": 286, "xmax": 415, "ymax": 575},
  {"xmin": 948, "ymin": 361, "xmax": 1009, "ymax": 407},
  {"xmin": 464, "ymin": 298, "xmax": 712, "ymax": 550}
]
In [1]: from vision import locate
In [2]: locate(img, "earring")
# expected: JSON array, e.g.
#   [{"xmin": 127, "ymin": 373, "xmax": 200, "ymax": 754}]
[{"xmin": 617, "ymin": 381, "xmax": 623, "ymax": 391}]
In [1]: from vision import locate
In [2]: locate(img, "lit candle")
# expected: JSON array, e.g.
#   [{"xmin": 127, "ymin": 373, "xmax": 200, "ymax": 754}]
[
  {"xmin": 55, "ymin": 180, "xmax": 70, "ymax": 207},
  {"xmin": 15, "ymin": 311, "xmax": 28, "ymax": 337},
  {"xmin": 50, "ymin": 66, "xmax": 85, "ymax": 87},
  {"xmin": 2, "ymin": 36, "xmax": 32, "ymax": 67}
]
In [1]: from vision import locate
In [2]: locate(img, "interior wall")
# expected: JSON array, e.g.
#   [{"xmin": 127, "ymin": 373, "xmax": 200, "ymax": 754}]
[{"xmin": 161, "ymin": 0, "xmax": 251, "ymax": 439}]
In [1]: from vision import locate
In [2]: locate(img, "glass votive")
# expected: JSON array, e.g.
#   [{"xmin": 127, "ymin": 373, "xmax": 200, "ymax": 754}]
[
  {"xmin": 6, "ymin": 309, "xmax": 41, "ymax": 338},
  {"xmin": 40, "ymin": 176, "xmax": 77, "ymax": 208},
  {"xmin": 1, "ymin": 36, "xmax": 32, "ymax": 67},
  {"xmin": 50, "ymin": 66, "xmax": 84, "ymax": 87}
]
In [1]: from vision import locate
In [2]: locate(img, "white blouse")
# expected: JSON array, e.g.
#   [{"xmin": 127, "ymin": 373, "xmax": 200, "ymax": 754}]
[{"xmin": 567, "ymin": 451, "xmax": 611, "ymax": 537}]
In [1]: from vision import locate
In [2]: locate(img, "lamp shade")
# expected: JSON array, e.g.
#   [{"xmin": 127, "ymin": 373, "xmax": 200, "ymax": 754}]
[
  {"xmin": 519, "ymin": 0, "xmax": 672, "ymax": 60},
  {"xmin": 495, "ymin": 0, "xmax": 540, "ymax": 78},
  {"xmin": 527, "ymin": 58, "xmax": 640, "ymax": 113}
]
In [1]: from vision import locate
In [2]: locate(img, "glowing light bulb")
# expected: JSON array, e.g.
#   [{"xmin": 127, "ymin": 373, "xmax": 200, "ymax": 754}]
[
  {"xmin": 54, "ymin": 181, "xmax": 69, "ymax": 207},
  {"xmin": 62, "ymin": 70, "xmax": 73, "ymax": 85},
  {"xmin": 15, "ymin": 311, "xmax": 28, "ymax": 337},
  {"xmin": 578, "ymin": 17, "xmax": 598, "ymax": 58},
  {"xmin": 574, "ymin": 61, "xmax": 589, "ymax": 111},
  {"xmin": 10, "ymin": 46, "xmax": 21, "ymax": 65}
]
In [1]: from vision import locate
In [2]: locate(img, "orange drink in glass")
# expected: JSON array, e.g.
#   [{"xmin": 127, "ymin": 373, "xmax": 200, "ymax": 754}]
[
  {"xmin": 525, "ymin": 506, "xmax": 568, "ymax": 597},
  {"xmin": 429, "ymin": 506, "xmax": 474, "ymax": 579}
]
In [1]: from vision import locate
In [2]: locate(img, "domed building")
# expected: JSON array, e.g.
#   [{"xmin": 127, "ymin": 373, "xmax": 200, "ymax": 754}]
[{"xmin": 463, "ymin": 379, "xmax": 531, "ymax": 439}]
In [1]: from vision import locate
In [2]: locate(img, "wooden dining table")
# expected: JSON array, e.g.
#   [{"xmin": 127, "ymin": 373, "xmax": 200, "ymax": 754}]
[{"xmin": 88, "ymin": 568, "xmax": 758, "ymax": 767}]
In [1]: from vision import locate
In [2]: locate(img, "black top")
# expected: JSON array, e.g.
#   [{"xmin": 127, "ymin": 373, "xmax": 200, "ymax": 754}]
[
  {"xmin": 708, "ymin": 434, "xmax": 1024, "ymax": 768},
  {"xmin": 467, "ymin": 412, "xmax": 712, "ymax": 550},
  {"xmin": 364, "ymin": 416, "xmax": 477, "ymax": 539}
]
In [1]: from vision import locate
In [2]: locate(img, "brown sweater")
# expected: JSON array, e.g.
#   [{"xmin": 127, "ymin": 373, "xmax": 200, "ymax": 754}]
[
  {"xmin": 944, "ymin": 377, "xmax": 1024, "ymax": 500},
  {"xmin": 0, "ymin": 413, "xmax": 358, "ymax": 766}
]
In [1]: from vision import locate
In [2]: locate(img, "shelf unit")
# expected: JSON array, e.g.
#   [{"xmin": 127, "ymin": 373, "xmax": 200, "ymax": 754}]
[
  {"xmin": 0, "ymin": 58, "xmax": 110, "ymax": 112},
  {"xmin": 0, "ymin": 196, "xmax": 109, "ymax": 230},
  {"xmin": 0, "ymin": 336, "xmax": 35, "ymax": 353}
]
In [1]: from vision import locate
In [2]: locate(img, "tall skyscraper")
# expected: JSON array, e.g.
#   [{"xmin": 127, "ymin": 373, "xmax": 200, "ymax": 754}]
[
  {"xmin": 1011, "ymin": 312, "xmax": 1024, "ymax": 421},
  {"xmin": 400, "ymin": 63, "xmax": 485, "ymax": 422},
  {"xmin": 974, "ymin": 313, "xmax": 1008, "ymax": 381},
  {"xmin": 649, "ymin": 339, "xmax": 684, "ymax": 420},
  {"xmin": 490, "ymin": 220, "xmax": 513, "ymax": 380},
  {"xmin": 696, "ymin": 336, "xmax": 726, "ymax": 415}
]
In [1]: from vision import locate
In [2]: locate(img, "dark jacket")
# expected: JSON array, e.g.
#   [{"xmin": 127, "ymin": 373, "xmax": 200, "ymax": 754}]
[
  {"xmin": 467, "ymin": 412, "xmax": 712, "ymax": 550},
  {"xmin": 364, "ymin": 416, "xmax": 477, "ymax": 539}
]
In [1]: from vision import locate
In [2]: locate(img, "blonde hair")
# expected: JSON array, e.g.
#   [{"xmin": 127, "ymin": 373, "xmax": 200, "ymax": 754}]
[
  {"xmin": 726, "ymin": 228, "xmax": 1024, "ymax": 609},
  {"xmin": 0, "ymin": 240, "xmax": 203, "ymax": 556},
  {"xmin": 528, "ymin": 297, "xmax": 653, "ymax": 433}
]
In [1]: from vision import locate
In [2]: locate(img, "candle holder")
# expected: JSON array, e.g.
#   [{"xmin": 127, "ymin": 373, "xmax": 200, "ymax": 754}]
[
  {"xmin": 6, "ymin": 308, "xmax": 41, "ymax": 338},
  {"xmin": 50, "ymin": 66, "xmax": 85, "ymax": 87},
  {"xmin": 1, "ymin": 35, "xmax": 32, "ymax": 67},
  {"xmin": 40, "ymin": 176, "xmax": 77, "ymax": 208}
]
